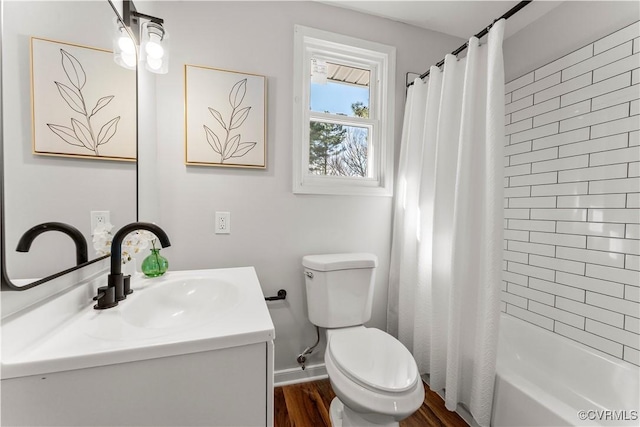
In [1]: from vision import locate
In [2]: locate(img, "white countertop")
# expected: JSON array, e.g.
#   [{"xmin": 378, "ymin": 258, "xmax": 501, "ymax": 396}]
[{"xmin": 1, "ymin": 267, "xmax": 275, "ymax": 379}]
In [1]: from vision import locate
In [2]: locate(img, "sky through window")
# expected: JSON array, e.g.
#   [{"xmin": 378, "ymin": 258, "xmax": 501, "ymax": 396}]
[{"xmin": 310, "ymin": 82, "xmax": 369, "ymax": 116}]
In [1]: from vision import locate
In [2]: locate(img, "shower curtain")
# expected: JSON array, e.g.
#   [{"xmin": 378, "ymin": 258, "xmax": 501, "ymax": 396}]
[{"xmin": 388, "ymin": 19, "xmax": 505, "ymax": 427}]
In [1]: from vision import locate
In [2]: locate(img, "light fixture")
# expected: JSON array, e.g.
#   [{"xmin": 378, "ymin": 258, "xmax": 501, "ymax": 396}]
[
  {"xmin": 113, "ymin": 21, "xmax": 136, "ymax": 70},
  {"xmin": 141, "ymin": 21, "xmax": 169, "ymax": 74},
  {"xmin": 113, "ymin": 0, "xmax": 169, "ymax": 74}
]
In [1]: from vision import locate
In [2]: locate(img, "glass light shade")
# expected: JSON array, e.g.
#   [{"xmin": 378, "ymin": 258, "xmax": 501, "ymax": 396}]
[
  {"xmin": 146, "ymin": 56, "xmax": 163, "ymax": 71},
  {"xmin": 145, "ymin": 33, "xmax": 164, "ymax": 59},
  {"xmin": 118, "ymin": 35, "xmax": 136, "ymax": 55},
  {"xmin": 142, "ymin": 22, "xmax": 169, "ymax": 74},
  {"xmin": 121, "ymin": 52, "xmax": 137, "ymax": 68},
  {"xmin": 113, "ymin": 19, "xmax": 136, "ymax": 70}
]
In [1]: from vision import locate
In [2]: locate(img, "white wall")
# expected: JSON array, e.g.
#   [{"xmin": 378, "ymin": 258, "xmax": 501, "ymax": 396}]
[
  {"xmin": 502, "ymin": 10, "xmax": 639, "ymax": 365},
  {"xmin": 150, "ymin": 1, "xmax": 463, "ymax": 371}
]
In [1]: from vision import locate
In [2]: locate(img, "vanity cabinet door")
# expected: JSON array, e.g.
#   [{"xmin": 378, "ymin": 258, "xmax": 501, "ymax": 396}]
[{"xmin": 1, "ymin": 342, "xmax": 271, "ymax": 426}]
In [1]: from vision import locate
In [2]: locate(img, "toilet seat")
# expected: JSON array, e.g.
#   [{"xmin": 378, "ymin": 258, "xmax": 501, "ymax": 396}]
[{"xmin": 328, "ymin": 328, "xmax": 419, "ymax": 393}]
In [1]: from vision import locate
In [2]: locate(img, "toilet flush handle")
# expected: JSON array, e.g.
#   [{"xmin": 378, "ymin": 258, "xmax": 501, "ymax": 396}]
[{"xmin": 305, "ymin": 271, "xmax": 314, "ymax": 279}]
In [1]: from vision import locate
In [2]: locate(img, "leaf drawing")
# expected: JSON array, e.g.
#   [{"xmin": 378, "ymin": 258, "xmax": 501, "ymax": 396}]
[
  {"xmin": 204, "ymin": 125, "xmax": 222, "ymax": 154},
  {"xmin": 47, "ymin": 124, "xmax": 83, "ymax": 147},
  {"xmin": 224, "ymin": 134, "xmax": 241, "ymax": 159},
  {"xmin": 55, "ymin": 82, "xmax": 85, "ymax": 115},
  {"xmin": 71, "ymin": 118, "xmax": 94, "ymax": 150},
  {"xmin": 203, "ymin": 77, "xmax": 257, "ymax": 163},
  {"xmin": 230, "ymin": 106, "xmax": 251, "ymax": 130},
  {"xmin": 208, "ymin": 108, "xmax": 227, "ymax": 130},
  {"xmin": 231, "ymin": 142, "xmax": 257, "ymax": 158},
  {"xmin": 91, "ymin": 96, "xmax": 114, "ymax": 117},
  {"xmin": 61, "ymin": 49, "xmax": 86, "ymax": 90},
  {"xmin": 47, "ymin": 49, "xmax": 120, "ymax": 156},
  {"xmin": 229, "ymin": 79, "xmax": 247, "ymax": 109},
  {"xmin": 97, "ymin": 117, "xmax": 120, "ymax": 146}
]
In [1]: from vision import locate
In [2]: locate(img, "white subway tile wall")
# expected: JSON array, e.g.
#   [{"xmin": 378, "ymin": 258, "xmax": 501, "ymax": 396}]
[{"xmin": 503, "ymin": 21, "xmax": 640, "ymax": 366}]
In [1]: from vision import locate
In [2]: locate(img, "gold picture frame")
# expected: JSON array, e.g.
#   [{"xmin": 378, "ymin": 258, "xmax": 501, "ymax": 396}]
[
  {"xmin": 31, "ymin": 37, "xmax": 136, "ymax": 161},
  {"xmin": 185, "ymin": 64, "xmax": 266, "ymax": 169}
]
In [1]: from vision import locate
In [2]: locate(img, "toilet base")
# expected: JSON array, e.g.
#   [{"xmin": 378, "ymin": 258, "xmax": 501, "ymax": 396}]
[
  {"xmin": 329, "ymin": 398, "xmax": 344, "ymax": 427},
  {"xmin": 329, "ymin": 397, "xmax": 399, "ymax": 427}
]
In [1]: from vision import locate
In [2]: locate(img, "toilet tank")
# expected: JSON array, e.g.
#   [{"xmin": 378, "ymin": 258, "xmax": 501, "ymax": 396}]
[{"xmin": 303, "ymin": 253, "xmax": 378, "ymax": 328}]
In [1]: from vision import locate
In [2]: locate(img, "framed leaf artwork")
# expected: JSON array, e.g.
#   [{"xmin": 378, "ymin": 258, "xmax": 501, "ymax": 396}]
[
  {"xmin": 185, "ymin": 64, "xmax": 266, "ymax": 168},
  {"xmin": 31, "ymin": 37, "xmax": 136, "ymax": 161}
]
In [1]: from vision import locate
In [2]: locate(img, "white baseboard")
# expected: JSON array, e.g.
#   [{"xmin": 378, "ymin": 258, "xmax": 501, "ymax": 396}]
[{"xmin": 274, "ymin": 363, "xmax": 328, "ymax": 387}]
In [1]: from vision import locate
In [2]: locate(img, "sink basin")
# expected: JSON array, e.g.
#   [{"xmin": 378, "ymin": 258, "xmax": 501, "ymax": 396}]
[
  {"xmin": 120, "ymin": 277, "xmax": 240, "ymax": 329},
  {"xmin": 2, "ymin": 267, "xmax": 275, "ymax": 380}
]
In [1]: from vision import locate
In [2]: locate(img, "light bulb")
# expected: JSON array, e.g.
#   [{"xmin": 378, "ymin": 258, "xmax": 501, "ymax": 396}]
[
  {"xmin": 146, "ymin": 56, "xmax": 163, "ymax": 70},
  {"xmin": 145, "ymin": 34, "xmax": 164, "ymax": 59},
  {"xmin": 121, "ymin": 52, "xmax": 137, "ymax": 68},
  {"xmin": 117, "ymin": 27, "xmax": 135, "ymax": 54},
  {"xmin": 118, "ymin": 36, "xmax": 135, "ymax": 55}
]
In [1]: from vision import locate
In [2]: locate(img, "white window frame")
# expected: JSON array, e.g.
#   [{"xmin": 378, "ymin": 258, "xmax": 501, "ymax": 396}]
[{"xmin": 293, "ymin": 25, "xmax": 396, "ymax": 196}]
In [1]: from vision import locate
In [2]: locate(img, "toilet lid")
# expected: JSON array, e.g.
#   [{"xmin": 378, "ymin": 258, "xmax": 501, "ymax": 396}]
[{"xmin": 329, "ymin": 328, "xmax": 419, "ymax": 393}]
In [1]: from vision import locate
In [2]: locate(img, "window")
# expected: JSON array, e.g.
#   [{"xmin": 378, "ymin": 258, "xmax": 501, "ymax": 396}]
[{"xmin": 293, "ymin": 25, "xmax": 396, "ymax": 196}]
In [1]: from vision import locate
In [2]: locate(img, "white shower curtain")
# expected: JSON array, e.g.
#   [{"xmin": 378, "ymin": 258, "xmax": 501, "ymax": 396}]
[{"xmin": 388, "ymin": 19, "xmax": 505, "ymax": 427}]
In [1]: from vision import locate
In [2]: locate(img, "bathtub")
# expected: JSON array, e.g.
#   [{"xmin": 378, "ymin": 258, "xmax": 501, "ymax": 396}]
[{"xmin": 492, "ymin": 314, "xmax": 639, "ymax": 427}]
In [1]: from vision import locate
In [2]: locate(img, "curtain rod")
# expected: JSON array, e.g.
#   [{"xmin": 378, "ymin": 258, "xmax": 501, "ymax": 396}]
[{"xmin": 407, "ymin": 0, "xmax": 532, "ymax": 87}]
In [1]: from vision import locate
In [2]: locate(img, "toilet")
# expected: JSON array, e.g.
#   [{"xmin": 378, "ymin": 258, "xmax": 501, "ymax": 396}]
[{"xmin": 303, "ymin": 253, "xmax": 424, "ymax": 427}]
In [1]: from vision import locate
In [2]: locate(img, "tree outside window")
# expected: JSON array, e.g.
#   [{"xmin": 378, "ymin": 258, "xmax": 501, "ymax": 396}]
[{"xmin": 309, "ymin": 102, "xmax": 370, "ymax": 178}]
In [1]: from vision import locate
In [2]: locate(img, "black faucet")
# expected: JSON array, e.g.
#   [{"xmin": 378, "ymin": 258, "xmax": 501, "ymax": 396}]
[
  {"xmin": 94, "ymin": 222, "xmax": 171, "ymax": 310},
  {"xmin": 16, "ymin": 222, "xmax": 88, "ymax": 265}
]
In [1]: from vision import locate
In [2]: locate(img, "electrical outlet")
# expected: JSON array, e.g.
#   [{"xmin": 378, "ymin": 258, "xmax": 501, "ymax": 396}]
[
  {"xmin": 91, "ymin": 211, "xmax": 110, "ymax": 233},
  {"xmin": 215, "ymin": 211, "xmax": 230, "ymax": 234}
]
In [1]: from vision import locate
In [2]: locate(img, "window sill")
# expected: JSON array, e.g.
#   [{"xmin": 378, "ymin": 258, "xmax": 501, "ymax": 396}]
[{"xmin": 293, "ymin": 178, "xmax": 393, "ymax": 197}]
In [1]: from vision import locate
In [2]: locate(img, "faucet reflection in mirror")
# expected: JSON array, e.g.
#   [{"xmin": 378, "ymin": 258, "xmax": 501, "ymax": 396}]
[
  {"xmin": 94, "ymin": 222, "xmax": 171, "ymax": 310},
  {"xmin": 16, "ymin": 222, "xmax": 88, "ymax": 265},
  {"xmin": 114, "ymin": 0, "xmax": 169, "ymax": 74}
]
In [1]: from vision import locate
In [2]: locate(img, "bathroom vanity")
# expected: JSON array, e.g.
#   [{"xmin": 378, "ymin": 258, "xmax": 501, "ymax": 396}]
[{"xmin": 1, "ymin": 267, "xmax": 275, "ymax": 426}]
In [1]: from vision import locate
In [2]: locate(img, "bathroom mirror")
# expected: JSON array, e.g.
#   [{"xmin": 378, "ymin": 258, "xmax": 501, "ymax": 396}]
[{"xmin": 1, "ymin": 0, "xmax": 137, "ymax": 290}]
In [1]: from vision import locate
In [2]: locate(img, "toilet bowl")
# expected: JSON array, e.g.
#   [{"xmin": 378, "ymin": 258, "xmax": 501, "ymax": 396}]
[
  {"xmin": 324, "ymin": 327, "xmax": 424, "ymax": 427},
  {"xmin": 302, "ymin": 253, "xmax": 424, "ymax": 427}
]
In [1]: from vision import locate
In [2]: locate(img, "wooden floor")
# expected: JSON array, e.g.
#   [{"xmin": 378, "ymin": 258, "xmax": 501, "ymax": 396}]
[{"xmin": 275, "ymin": 379, "xmax": 468, "ymax": 427}]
